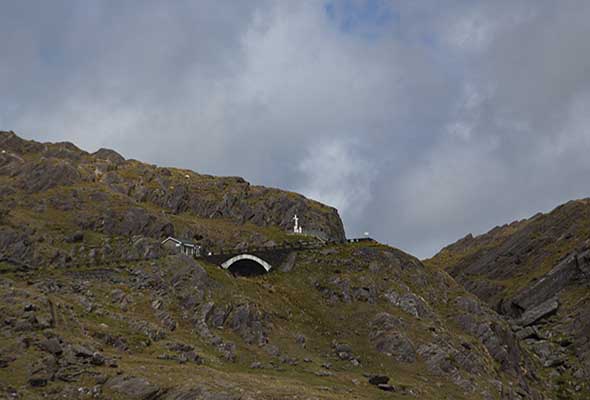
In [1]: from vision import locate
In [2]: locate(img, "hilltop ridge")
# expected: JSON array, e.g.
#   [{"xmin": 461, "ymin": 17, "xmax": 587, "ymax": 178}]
[{"xmin": 0, "ymin": 130, "xmax": 345, "ymax": 269}]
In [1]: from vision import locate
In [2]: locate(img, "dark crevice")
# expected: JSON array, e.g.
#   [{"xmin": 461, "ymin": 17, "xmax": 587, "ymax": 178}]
[{"xmin": 228, "ymin": 259, "xmax": 267, "ymax": 277}]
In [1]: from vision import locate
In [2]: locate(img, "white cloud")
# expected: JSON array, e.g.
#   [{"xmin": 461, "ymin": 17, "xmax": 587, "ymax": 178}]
[
  {"xmin": 297, "ymin": 139, "xmax": 376, "ymax": 222},
  {"xmin": 3, "ymin": 1, "xmax": 590, "ymax": 258}
]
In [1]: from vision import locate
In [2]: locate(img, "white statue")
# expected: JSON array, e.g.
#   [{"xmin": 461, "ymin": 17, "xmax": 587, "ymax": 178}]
[{"xmin": 293, "ymin": 214, "xmax": 303, "ymax": 234}]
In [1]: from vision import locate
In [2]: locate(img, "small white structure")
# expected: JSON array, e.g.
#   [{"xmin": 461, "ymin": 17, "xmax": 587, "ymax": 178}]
[
  {"xmin": 293, "ymin": 214, "xmax": 303, "ymax": 234},
  {"xmin": 161, "ymin": 237, "xmax": 201, "ymax": 256}
]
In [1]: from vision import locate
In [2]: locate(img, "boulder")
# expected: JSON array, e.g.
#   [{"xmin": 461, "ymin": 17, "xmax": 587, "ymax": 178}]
[
  {"xmin": 511, "ymin": 250, "xmax": 590, "ymax": 313},
  {"xmin": 92, "ymin": 148, "xmax": 125, "ymax": 165},
  {"xmin": 295, "ymin": 333, "xmax": 306, "ymax": 347},
  {"xmin": 226, "ymin": 303, "xmax": 268, "ymax": 346},
  {"xmin": 38, "ymin": 338, "xmax": 63, "ymax": 356},
  {"xmin": 0, "ymin": 354, "xmax": 15, "ymax": 368},
  {"xmin": 65, "ymin": 231, "xmax": 84, "ymax": 243},
  {"xmin": 384, "ymin": 290, "xmax": 433, "ymax": 318},
  {"xmin": 279, "ymin": 252, "xmax": 297, "ymax": 272},
  {"xmin": 369, "ymin": 314, "xmax": 416, "ymax": 363},
  {"xmin": 161, "ymin": 386, "xmax": 240, "ymax": 400},
  {"xmin": 515, "ymin": 326, "xmax": 543, "ymax": 340},
  {"xmin": 417, "ymin": 343, "xmax": 458, "ymax": 375},
  {"xmin": 28, "ymin": 356, "xmax": 58, "ymax": 388},
  {"xmin": 517, "ymin": 298, "xmax": 559, "ymax": 327},
  {"xmin": 352, "ymin": 286, "xmax": 377, "ymax": 303},
  {"xmin": 368, "ymin": 375, "xmax": 389, "ymax": 385},
  {"xmin": 454, "ymin": 313, "xmax": 522, "ymax": 375},
  {"xmin": 28, "ymin": 374, "xmax": 48, "ymax": 387},
  {"xmin": 454, "ymin": 296, "xmax": 483, "ymax": 315},
  {"xmin": 20, "ymin": 158, "xmax": 82, "ymax": 193},
  {"xmin": 397, "ymin": 293, "xmax": 433, "ymax": 318},
  {"xmin": 91, "ymin": 352, "xmax": 106, "ymax": 366},
  {"xmin": 377, "ymin": 384, "xmax": 396, "ymax": 392},
  {"xmin": 71, "ymin": 344, "xmax": 94, "ymax": 358},
  {"xmin": 104, "ymin": 375, "xmax": 161, "ymax": 400},
  {"xmin": 111, "ymin": 288, "xmax": 131, "ymax": 310}
]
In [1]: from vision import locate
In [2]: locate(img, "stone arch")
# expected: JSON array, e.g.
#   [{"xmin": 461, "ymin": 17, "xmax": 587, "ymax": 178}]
[{"xmin": 221, "ymin": 254, "xmax": 272, "ymax": 276}]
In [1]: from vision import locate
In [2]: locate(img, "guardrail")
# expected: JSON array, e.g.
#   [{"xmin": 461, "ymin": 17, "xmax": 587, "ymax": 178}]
[
  {"xmin": 346, "ymin": 237, "xmax": 375, "ymax": 243},
  {"xmin": 198, "ymin": 237, "xmax": 374, "ymax": 258},
  {"xmin": 199, "ymin": 240, "xmax": 328, "ymax": 258}
]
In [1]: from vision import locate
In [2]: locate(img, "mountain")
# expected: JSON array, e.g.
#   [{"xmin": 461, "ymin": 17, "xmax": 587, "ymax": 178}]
[
  {"xmin": 0, "ymin": 131, "xmax": 553, "ymax": 399},
  {"xmin": 0, "ymin": 130, "xmax": 344, "ymax": 268},
  {"xmin": 426, "ymin": 200, "xmax": 590, "ymax": 398}
]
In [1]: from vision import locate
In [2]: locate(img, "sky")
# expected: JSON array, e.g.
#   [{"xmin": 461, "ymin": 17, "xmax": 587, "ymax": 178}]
[{"xmin": 2, "ymin": 1, "xmax": 590, "ymax": 258}]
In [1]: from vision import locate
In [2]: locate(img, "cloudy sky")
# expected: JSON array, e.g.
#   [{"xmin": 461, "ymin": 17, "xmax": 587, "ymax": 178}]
[{"xmin": 2, "ymin": 1, "xmax": 590, "ymax": 258}]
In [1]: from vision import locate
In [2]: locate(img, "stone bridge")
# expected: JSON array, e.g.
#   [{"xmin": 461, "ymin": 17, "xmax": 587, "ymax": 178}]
[
  {"xmin": 198, "ymin": 238, "xmax": 374, "ymax": 276},
  {"xmin": 200, "ymin": 240, "xmax": 329, "ymax": 276}
]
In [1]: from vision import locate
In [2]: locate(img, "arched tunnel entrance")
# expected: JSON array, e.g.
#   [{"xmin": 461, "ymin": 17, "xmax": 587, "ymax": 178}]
[
  {"xmin": 221, "ymin": 254, "xmax": 272, "ymax": 277},
  {"xmin": 228, "ymin": 259, "xmax": 268, "ymax": 276}
]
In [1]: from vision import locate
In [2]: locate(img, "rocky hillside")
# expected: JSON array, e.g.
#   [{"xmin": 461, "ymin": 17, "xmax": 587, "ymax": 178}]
[
  {"xmin": 427, "ymin": 200, "xmax": 590, "ymax": 398},
  {"xmin": 0, "ymin": 131, "xmax": 344, "ymax": 269},
  {"xmin": 1, "ymin": 242, "xmax": 549, "ymax": 399},
  {"xmin": 0, "ymin": 131, "xmax": 557, "ymax": 399}
]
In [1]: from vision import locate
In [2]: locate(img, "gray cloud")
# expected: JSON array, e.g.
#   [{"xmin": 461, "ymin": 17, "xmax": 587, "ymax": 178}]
[{"xmin": 2, "ymin": 1, "xmax": 590, "ymax": 258}]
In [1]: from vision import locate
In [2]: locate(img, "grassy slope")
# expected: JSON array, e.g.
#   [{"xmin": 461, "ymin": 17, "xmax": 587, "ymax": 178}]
[
  {"xmin": 0, "ymin": 241, "xmax": 524, "ymax": 400},
  {"xmin": 425, "ymin": 199, "xmax": 590, "ymax": 301}
]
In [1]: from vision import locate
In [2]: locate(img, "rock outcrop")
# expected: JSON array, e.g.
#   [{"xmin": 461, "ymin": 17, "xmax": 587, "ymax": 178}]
[
  {"xmin": 0, "ymin": 131, "xmax": 345, "ymax": 269},
  {"xmin": 427, "ymin": 199, "xmax": 590, "ymax": 397}
]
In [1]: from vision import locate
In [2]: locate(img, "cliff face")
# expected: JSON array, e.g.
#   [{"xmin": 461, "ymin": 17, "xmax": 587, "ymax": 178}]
[
  {"xmin": 0, "ymin": 131, "xmax": 550, "ymax": 399},
  {"xmin": 427, "ymin": 200, "xmax": 590, "ymax": 398},
  {"xmin": 0, "ymin": 131, "xmax": 345, "ymax": 268}
]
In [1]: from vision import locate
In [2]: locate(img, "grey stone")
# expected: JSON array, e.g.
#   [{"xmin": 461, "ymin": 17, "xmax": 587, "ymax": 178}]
[
  {"xmin": 279, "ymin": 252, "xmax": 297, "ymax": 272},
  {"xmin": 295, "ymin": 333, "xmax": 306, "ymax": 347},
  {"xmin": 161, "ymin": 385, "xmax": 239, "ymax": 400},
  {"xmin": 72, "ymin": 344, "xmax": 94, "ymax": 358},
  {"xmin": 417, "ymin": 343, "xmax": 458, "ymax": 376},
  {"xmin": 368, "ymin": 375, "xmax": 389, "ymax": 385},
  {"xmin": 39, "ymin": 338, "xmax": 63, "ymax": 356},
  {"xmin": 91, "ymin": 352, "xmax": 106, "ymax": 366},
  {"xmin": 104, "ymin": 375, "xmax": 161, "ymax": 399},
  {"xmin": 454, "ymin": 296, "xmax": 483, "ymax": 315},
  {"xmin": 65, "ymin": 231, "xmax": 84, "ymax": 243},
  {"xmin": 369, "ymin": 313, "xmax": 416, "ymax": 363},
  {"xmin": 92, "ymin": 148, "xmax": 125, "ymax": 165},
  {"xmin": 333, "ymin": 342, "xmax": 352, "ymax": 353},
  {"xmin": 28, "ymin": 375, "xmax": 48, "ymax": 387},
  {"xmin": 226, "ymin": 304, "xmax": 267, "ymax": 345},
  {"xmin": 23, "ymin": 304, "xmax": 36, "ymax": 312},
  {"xmin": 515, "ymin": 326, "xmax": 542, "ymax": 340},
  {"xmin": 517, "ymin": 298, "xmax": 559, "ymax": 327},
  {"xmin": 377, "ymin": 384, "xmax": 396, "ymax": 392},
  {"xmin": 512, "ymin": 250, "xmax": 590, "ymax": 313},
  {"xmin": 166, "ymin": 342, "xmax": 194, "ymax": 353}
]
